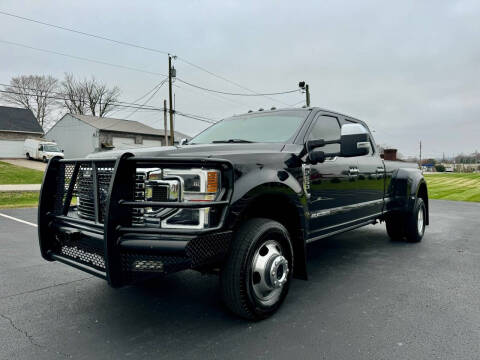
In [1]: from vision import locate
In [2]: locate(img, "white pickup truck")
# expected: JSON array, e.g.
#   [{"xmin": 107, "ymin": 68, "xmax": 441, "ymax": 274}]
[{"xmin": 24, "ymin": 139, "xmax": 64, "ymax": 162}]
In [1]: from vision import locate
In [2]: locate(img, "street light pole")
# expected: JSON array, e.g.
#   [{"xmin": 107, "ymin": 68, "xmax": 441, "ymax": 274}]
[{"xmin": 298, "ymin": 81, "xmax": 310, "ymax": 107}]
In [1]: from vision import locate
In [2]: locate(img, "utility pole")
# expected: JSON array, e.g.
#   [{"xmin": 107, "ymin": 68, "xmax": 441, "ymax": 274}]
[
  {"xmin": 305, "ymin": 84, "xmax": 310, "ymax": 107},
  {"xmin": 298, "ymin": 81, "xmax": 310, "ymax": 107},
  {"xmin": 419, "ymin": 140, "xmax": 422, "ymax": 167},
  {"xmin": 163, "ymin": 99, "xmax": 168, "ymax": 146},
  {"xmin": 168, "ymin": 55, "xmax": 176, "ymax": 146}
]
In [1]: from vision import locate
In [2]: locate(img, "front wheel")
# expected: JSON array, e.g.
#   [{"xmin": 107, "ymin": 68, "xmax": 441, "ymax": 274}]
[
  {"xmin": 43, "ymin": 156, "xmax": 48, "ymax": 163},
  {"xmin": 220, "ymin": 218, "xmax": 293, "ymax": 320}
]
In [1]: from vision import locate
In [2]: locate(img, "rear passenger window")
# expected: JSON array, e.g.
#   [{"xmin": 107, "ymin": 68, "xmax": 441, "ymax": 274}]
[{"xmin": 308, "ymin": 115, "xmax": 340, "ymax": 153}]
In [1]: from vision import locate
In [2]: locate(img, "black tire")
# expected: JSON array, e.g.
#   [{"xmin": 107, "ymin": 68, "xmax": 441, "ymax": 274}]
[
  {"xmin": 220, "ymin": 218, "xmax": 293, "ymax": 321},
  {"xmin": 385, "ymin": 198, "xmax": 426, "ymax": 243},
  {"xmin": 43, "ymin": 156, "xmax": 48, "ymax": 163},
  {"xmin": 26, "ymin": 153, "xmax": 31, "ymax": 160},
  {"xmin": 405, "ymin": 198, "xmax": 426, "ymax": 243}
]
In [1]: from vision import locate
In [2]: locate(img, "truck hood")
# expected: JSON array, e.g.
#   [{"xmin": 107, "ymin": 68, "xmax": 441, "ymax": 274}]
[{"xmin": 87, "ymin": 143, "xmax": 289, "ymax": 159}]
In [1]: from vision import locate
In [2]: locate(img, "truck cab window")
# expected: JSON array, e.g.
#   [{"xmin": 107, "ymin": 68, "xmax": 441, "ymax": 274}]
[
  {"xmin": 345, "ymin": 119, "xmax": 374, "ymax": 155},
  {"xmin": 308, "ymin": 115, "xmax": 341, "ymax": 153}
]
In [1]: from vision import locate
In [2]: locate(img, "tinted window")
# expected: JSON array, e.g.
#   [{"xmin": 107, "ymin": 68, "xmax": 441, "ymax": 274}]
[
  {"xmin": 308, "ymin": 115, "xmax": 340, "ymax": 153},
  {"xmin": 345, "ymin": 119, "xmax": 374, "ymax": 155},
  {"xmin": 189, "ymin": 110, "xmax": 309, "ymax": 144}
]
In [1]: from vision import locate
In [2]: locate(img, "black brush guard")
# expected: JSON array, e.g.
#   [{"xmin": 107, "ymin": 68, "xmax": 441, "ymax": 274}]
[{"xmin": 38, "ymin": 153, "xmax": 234, "ymax": 287}]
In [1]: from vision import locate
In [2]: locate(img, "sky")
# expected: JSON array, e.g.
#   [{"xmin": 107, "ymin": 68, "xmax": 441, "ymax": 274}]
[{"xmin": 0, "ymin": 0, "xmax": 479, "ymax": 159}]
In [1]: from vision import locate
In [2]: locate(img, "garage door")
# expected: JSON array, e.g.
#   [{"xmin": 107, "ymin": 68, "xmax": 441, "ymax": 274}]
[
  {"xmin": 112, "ymin": 137, "xmax": 135, "ymax": 150},
  {"xmin": 142, "ymin": 139, "xmax": 163, "ymax": 148},
  {"xmin": 0, "ymin": 140, "xmax": 25, "ymax": 158}
]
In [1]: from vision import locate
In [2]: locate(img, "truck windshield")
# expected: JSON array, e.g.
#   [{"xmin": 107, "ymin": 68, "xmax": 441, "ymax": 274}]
[
  {"xmin": 189, "ymin": 110, "xmax": 310, "ymax": 144},
  {"xmin": 43, "ymin": 145, "xmax": 61, "ymax": 152}
]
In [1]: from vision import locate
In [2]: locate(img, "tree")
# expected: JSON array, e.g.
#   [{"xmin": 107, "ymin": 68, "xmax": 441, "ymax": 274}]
[
  {"xmin": 61, "ymin": 74, "xmax": 120, "ymax": 117},
  {"xmin": 1, "ymin": 75, "xmax": 59, "ymax": 128},
  {"xmin": 435, "ymin": 164, "xmax": 446, "ymax": 172},
  {"xmin": 61, "ymin": 73, "xmax": 88, "ymax": 115}
]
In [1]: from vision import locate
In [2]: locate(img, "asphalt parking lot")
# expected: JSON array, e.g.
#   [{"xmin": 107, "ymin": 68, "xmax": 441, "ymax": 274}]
[{"xmin": 1, "ymin": 199, "xmax": 480, "ymax": 360}]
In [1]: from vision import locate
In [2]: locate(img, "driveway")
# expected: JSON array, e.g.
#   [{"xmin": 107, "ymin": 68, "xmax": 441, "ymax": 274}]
[
  {"xmin": 1, "ymin": 158, "xmax": 47, "ymax": 171},
  {"xmin": 1, "ymin": 200, "xmax": 480, "ymax": 359}
]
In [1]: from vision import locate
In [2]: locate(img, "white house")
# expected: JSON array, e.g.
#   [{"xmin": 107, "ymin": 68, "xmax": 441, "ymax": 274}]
[
  {"xmin": 0, "ymin": 106, "xmax": 44, "ymax": 158},
  {"xmin": 46, "ymin": 114, "xmax": 189, "ymax": 158}
]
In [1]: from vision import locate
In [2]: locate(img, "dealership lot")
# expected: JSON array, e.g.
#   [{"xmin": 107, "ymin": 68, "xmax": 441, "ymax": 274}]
[{"xmin": 1, "ymin": 200, "xmax": 480, "ymax": 359}]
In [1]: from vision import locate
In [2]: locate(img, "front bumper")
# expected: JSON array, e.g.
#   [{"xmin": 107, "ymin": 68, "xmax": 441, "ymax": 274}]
[{"xmin": 38, "ymin": 154, "xmax": 234, "ymax": 287}]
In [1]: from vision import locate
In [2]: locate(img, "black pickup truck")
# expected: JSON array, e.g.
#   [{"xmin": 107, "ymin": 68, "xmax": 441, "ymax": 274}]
[{"xmin": 38, "ymin": 107, "xmax": 428, "ymax": 320}]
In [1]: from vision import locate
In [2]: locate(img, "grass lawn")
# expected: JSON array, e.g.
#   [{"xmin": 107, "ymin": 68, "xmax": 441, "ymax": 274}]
[
  {"xmin": 0, "ymin": 161, "xmax": 44, "ymax": 184},
  {"xmin": 0, "ymin": 191, "xmax": 39, "ymax": 208},
  {"xmin": 424, "ymin": 173, "xmax": 480, "ymax": 202}
]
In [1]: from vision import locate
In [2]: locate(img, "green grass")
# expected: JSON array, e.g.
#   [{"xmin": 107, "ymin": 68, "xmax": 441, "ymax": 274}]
[
  {"xmin": 0, "ymin": 191, "xmax": 39, "ymax": 208},
  {"xmin": 424, "ymin": 173, "xmax": 480, "ymax": 202},
  {"xmin": 0, "ymin": 161, "xmax": 44, "ymax": 184}
]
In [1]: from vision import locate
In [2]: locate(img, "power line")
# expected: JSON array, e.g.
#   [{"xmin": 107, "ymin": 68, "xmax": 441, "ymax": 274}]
[
  {"xmin": 290, "ymin": 99, "xmax": 306, "ymax": 107},
  {"xmin": 0, "ymin": 82, "xmax": 162, "ymax": 110},
  {"xmin": 0, "ymin": 10, "xmax": 170, "ymax": 55},
  {"xmin": 176, "ymin": 78, "xmax": 300, "ymax": 97},
  {"xmin": 0, "ymin": 88, "xmax": 160, "ymax": 112},
  {"xmin": 0, "ymin": 87, "xmax": 218, "ymax": 125},
  {"xmin": 175, "ymin": 111, "xmax": 217, "ymax": 124},
  {"xmin": 175, "ymin": 109, "xmax": 217, "ymax": 122},
  {"xmin": 173, "ymin": 83, "xmax": 248, "ymax": 107},
  {"xmin": 0, "ymin": 10, "xmax": 295, "ymax": 106},
  {"xmin": 0, "ymin": 39, "xmax": 167, "ymax": 77},
  {"xmin": 124, "ymin": 79, "xmax": 168, "ymax": 119},
  {"xmin": 109, "ymin": 78, "xmax": 168, "ymax": 116},
  {"xmin": 176, "ymin": 57, "xmax": 291, "ymax": 106}
]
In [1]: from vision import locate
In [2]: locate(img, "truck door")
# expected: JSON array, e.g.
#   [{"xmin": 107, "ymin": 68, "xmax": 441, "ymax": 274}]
[
  {"xmin": 345, "ymin": 119, "xmax": 385, "ymax": 217},
  {"xmin": 306, "ymin": 114, "xmax": 361, "ymax": 239}
]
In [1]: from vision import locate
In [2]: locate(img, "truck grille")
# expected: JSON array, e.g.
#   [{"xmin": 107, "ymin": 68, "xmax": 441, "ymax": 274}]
[
  {"xmin": 152, "ymin": 185, "xmax": 168, "ymax": 201},
  {"xmin": 77, "ymin": 165, "xmax": 115, "ymax": 223}
]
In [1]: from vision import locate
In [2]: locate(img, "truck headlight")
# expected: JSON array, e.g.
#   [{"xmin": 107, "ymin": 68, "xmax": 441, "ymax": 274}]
[{"xmin": 142, "ymin": 168, "xmax": 220, "ymax": 229}]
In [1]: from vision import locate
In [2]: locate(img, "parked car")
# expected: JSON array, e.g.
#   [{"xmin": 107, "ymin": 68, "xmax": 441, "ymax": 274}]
[
  {"xmin": 24, "ymin": 138, "xmax": 64, "ymax": 162},
  {"xmin": 38, "ymin": 107, "xmax": 428, "ymax": 320}
]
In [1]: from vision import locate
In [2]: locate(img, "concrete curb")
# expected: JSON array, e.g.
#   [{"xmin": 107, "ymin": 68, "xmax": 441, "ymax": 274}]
[{"xmin": 0, "ymin": 184, "xmax": 41, "ymax": 192}]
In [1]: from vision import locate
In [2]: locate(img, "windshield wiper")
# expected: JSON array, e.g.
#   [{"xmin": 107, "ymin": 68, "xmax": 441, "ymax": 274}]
[{"xmin": 212, "ymin": 139, "xmax": 254, "ymax": 143}]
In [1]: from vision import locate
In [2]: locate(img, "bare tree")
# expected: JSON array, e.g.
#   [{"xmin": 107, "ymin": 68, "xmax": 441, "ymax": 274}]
[
  {"xmin": 62, "ymin": 74, "xmax": 120, "ymax": 117},
  {"xmin": 61, "ymin": 73, "xmax": 89, "ymax": 115},
  {"xmin": 1, "ymin": 75, "xmax": 59, "ymax": 128}
]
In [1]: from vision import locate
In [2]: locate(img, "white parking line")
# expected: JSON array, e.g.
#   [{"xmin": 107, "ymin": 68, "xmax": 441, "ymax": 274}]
[{"xmin": 0, "ymin": 213, "xmax": 37, "ymax": 228}]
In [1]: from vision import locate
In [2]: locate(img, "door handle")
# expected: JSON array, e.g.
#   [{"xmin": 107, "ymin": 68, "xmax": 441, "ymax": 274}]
[{"xmin": 376, "ymin": 167, "xmax": 385, "ymax": 179}]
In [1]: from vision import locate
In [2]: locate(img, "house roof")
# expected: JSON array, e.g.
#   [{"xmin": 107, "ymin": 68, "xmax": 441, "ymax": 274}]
[
  {"xmin": 69, "ymin": 114, "xmax": 190, "ymax": 140},
  {"xmin": 0, "ymin": 106, "xmax": 43, "ymax": 133}
]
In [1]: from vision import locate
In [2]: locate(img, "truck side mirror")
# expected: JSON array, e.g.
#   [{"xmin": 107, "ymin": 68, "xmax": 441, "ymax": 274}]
[
  {"xmin": 340, "ymin": 124, "xmax": 370, "ymax": 157},
  {"xmin": 308, "ymin": 150, "xmax": 326, "ymax": 164}
]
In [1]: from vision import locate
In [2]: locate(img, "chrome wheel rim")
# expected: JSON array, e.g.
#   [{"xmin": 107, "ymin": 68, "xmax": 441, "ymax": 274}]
[
  {"xmin": 251, "ymin": 239, "xmax": 289, "ymax": 306},
  {"xmin": 417, "ymin": 207, "xmax": 425, "ymax": 235}
]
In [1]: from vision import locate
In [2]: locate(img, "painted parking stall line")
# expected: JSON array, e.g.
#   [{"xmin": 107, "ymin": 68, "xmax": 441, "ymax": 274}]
[{"xmin": 0, "ymin": 212, "xmax": 37, "ymax": 227}]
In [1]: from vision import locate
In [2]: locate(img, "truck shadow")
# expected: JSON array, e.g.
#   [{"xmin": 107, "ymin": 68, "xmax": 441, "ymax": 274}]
[
  {"xmin": 89, "ymin": 224, "xmax": 417, "ymax": 336},
  {"xmin": 45, "ymin": 223, "xmax": 427, "ymax": 358}
]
